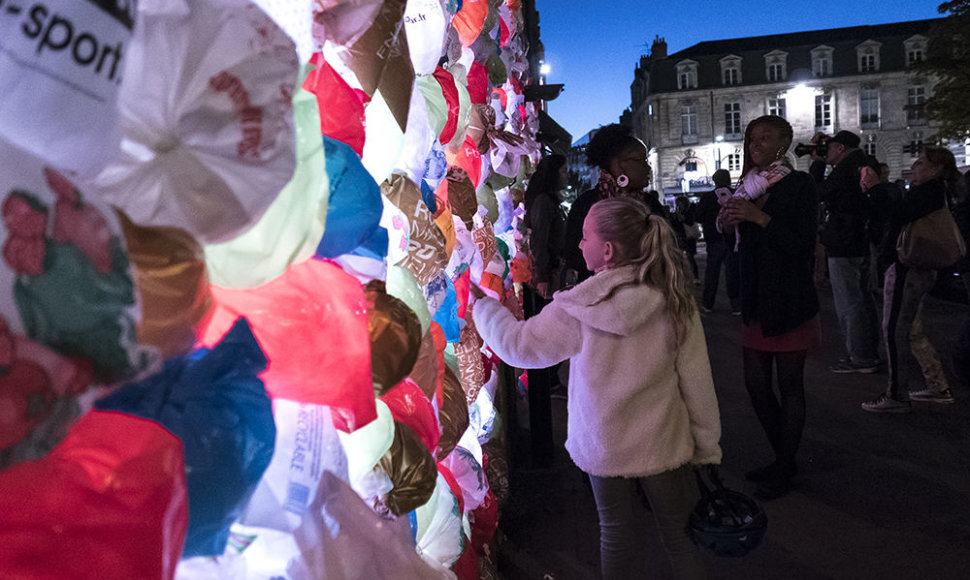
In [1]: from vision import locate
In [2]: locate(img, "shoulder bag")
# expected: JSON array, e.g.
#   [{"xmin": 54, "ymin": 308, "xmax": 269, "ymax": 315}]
[{"xmin": 896, "ymin": 205, "xmax": 967, "ymax": 270}]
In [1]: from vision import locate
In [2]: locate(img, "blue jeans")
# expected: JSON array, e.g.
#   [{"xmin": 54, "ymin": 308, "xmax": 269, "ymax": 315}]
[
  {"xmin": 828, "ymin": 256, "xmax": 881, "ymax": 366},
  {"xmin": 588, "ymin": 466, "xmax": 706, "ymax": 580}
]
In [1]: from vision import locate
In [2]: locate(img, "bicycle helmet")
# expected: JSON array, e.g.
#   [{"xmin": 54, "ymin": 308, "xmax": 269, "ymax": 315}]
[{"xmin": 687, "ymin": 466, "xmax": 768, "ymax": 557}]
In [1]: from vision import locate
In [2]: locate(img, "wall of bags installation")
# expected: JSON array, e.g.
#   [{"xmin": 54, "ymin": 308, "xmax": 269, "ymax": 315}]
[{"xmin": 0, "ymin": 1, "xmax": 544, "ymax": 579}]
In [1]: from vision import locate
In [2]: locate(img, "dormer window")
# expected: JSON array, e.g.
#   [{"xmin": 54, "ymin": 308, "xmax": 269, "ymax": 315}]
[
  {"xmin": 764, "ymin": 50, "xmax": 788, "ymax": 82},
  {"xmin": 720, "ymin": 55, "xmax": 742, "ymax": 86},
  {"xmin": 811, "ymin": 45, "xmax": 834, "ymax": 77},
  {"xmin": 904, "ymin": 35, "xmax": 928, "ymax": 66},
  {"xmin": 856, "ymin": 40, "xmax": 881, "ymax": 73},
  {"xmin": 676, "ymin": 59, "xmax": 698, "ymax": 90}
]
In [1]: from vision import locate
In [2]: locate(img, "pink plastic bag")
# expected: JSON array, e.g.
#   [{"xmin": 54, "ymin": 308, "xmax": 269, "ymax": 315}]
[{"xmin": 199, "ymin": 259, "xmax": 375, "ymax": 432}]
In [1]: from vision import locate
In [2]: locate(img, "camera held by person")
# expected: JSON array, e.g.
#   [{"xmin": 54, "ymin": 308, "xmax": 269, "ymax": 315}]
[{"xmin": 794, "ymin": 135, "xmax": 829, "ymax": 158}]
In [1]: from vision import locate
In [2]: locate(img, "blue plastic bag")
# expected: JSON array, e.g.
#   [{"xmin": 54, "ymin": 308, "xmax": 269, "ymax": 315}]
[
  {"xmin": 95, "ymin": 317, "xmax": 275, "ymax": 558},
  {"xmin": 316, "ymin": 136, "xmax": 384, "ymax": 259}
]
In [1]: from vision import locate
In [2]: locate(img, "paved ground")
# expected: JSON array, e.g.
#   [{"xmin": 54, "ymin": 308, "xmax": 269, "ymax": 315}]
[{"xmin": 495, "ymin": 252, "xmax": 970, "ymax": 580}]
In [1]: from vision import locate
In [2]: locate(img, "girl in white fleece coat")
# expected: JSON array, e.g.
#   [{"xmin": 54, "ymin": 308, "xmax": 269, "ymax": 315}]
[{"xmin": 472, "ymin": 197, "xmax": 721, "ymax": 580}]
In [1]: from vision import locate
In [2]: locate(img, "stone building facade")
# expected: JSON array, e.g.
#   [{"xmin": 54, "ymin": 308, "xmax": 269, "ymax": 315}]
[{"xmin": 629, "ymin": 19, "xmax": 961, "ymax": 195}]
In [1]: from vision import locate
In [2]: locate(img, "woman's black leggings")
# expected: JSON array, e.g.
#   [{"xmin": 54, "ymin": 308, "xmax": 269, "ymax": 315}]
[{"xmin": 742, "ymin": 348, "xmax": 808, "ymax": 468}]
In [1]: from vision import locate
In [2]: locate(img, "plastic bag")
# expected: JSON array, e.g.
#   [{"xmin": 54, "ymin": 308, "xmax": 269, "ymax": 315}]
[
  {"xmin": 0, "ymin": 410, "xmax": 188, "ymax": 580},
  {"xmin": 404, "ymin": 0, "xmax": 449, "ymax": 75},
  {"xmin": 85, "ymin": 0, "xmax": 299, "ymax": 244},
  {"xmin": 435, "ymin": 366, "xmax": 469, "ymax": 461},
  {"xmin": 0, "ymin": 0, "xmax": 131, "ymax": 177},
  {"xmin": 387, "ymin": 265, "xmax": 433, "ymax": 334},
  {"xmin": 315, "ymin": 137, "xmax": 384, "ymax": 259},
  {"xmin": 119, "ymin": 212, "xmax": 212, "ymax": 360},
  {"xmin": 200, "ymin": 259, "xmax": 375, "ymax": 433},
  {"xmin": 96, "ymin": 318, "xmax": 275, "ymax": 558},
  {"xmin": 415, "ymin": 471, "xmax": 465, "ymax": 569},
  {"xmin": 303, "ymin": 54, "xmax": 368, "ymax": 156},
  {"xmin": 204, "ymin": 80, "xmax": 328, "ymax": 289},
  {"xmin": 238, "ymin": 400, "xmax": 348, "ymax": 533},
  {"xmin": 380, "ymin": 378, "xmax": 440, "ymax": 454},
  {"xmin": 0, "ymin": 140, "xmax": 150, "ymax": 385},
  {"xmin": 365, "ymin": 280, "xmax": 423, "ymax": 397},
  {"xmin": 336, "ymin": 0, "xmax": 413, "ymax": 133},
  {"xmin": 382, "ymin": 175, "xmax": 449, "ymax": 286},
  {"xmin": 378, "ymin": 420, "xmax": 438, "ymax": 516}
]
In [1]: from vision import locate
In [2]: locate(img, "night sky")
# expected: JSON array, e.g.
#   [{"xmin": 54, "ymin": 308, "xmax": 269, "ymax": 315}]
[{"xmin": 539, "ymin": 0, "xmax": 944, "ymax": 142}]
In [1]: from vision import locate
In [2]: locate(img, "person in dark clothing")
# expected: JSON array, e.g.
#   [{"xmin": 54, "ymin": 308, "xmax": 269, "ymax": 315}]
[
  {"xmin": 670, "ymin": 196, "xmax": 700, "ymax": 282},
  {"xmin": 862, "ymin": 148, "xmax": 961, "ymax": 412},
  {"xmin": 696, "ymin": 169, "xmax": 741, "ymax": 313},
  {"xmin": 950, "ymin": 171, "xmax": 970, "ymax": 386},
  {"xmin": 563, "ymin": 124, "xmax": 653, "ymax": 284},
  {"xmin": 722, "ymin": 115, "xmax": 820, "ymax": 500},
  {"xmin": 524, "ymin": 154, "xmax": 568, "ymax": 299},
  {"xmin": 811, "ymin": 130, "xmax": 881, "ymax": 374}
]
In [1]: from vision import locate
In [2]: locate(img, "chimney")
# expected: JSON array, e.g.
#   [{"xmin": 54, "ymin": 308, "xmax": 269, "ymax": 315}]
[{"xmin": 651, "ymin": 35, "xmax": 667, "ymax": 59}]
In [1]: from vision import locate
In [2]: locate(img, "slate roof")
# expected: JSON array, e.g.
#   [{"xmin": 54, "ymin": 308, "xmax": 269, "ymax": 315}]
[{"xmin": 644, "ymin": 18, "xmax": 943, "ymax": 93}]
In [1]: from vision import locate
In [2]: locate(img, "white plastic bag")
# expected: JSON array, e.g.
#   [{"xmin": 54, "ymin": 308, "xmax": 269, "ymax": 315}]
[
  {"xmin": 86, "ymin": 0, "xmax": 300, "ymax": 244},
  {"xmin": 0, "ymin": 0, "xmax": 132, "ymax": 177}
]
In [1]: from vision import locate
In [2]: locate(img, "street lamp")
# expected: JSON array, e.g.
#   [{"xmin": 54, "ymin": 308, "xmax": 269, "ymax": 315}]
[{"xmin": 715, "ymin": 134, "xmax": 724, "ymax": 170}]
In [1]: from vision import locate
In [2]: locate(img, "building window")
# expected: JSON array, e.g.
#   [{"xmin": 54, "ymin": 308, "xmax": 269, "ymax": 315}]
[
  {"xmin": 767, "ymin": 97, "xmax": 786, "ymax": 118},
  {"xmin": 676, "ymin": 60, "xmax": 698, "ymax": 90},
  {"xmin": 904, "ymin": 35, "xmax": 928, "ymax": 67},
  {"xmin": 860, "ymin": 88, "xmax": 879, "ymax": 127},
  {"xmin": 726, "ymin": 153, "xmax": 741, "ymax": 172},
  {"xmin": 681, "ymin": 106, "xmax": 697, "ymax": 135},
  {"xmin": 856, "ymin": 41, "xmax": 881, "ymax": 73},
  {"xmin": 907, "ymin": 85, "xmax": 926, "ymax": 121},
  {"xmin": 764, "ymin": 50, "xmax": 788, "ymax": 82},
  {"xmin": 720, "ymin": 56, "xmax": 742, "ymax": 86},
  {"xmin": 811, "ymin": 46, "xmax": 834, "ymax": 77},
  {"xmin": 767, "ymin": 63, "xmax": 785, "ymax": 82},
  {"xmin": 814, "ymin": 93, "xmax": 832, "ymax": 129},
  {"xmin": 724, "ymin": 102, "xmax": 742, "ymax": 138},
  {"xmin": 863, "ymin": 134, "xmax": 877, "ymax": 158}
]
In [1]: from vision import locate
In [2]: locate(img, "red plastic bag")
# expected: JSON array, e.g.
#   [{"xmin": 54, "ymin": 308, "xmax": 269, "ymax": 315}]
[
  {"xmin": 380, "ymin": 378, "xmax": 440, "ymax": 453},
  {"xmin": 199, "ymin": 259, "xmax": 375, "ymax": 432},
  {"xmin": 303, "ymin": 54, "xmax": 368, "ymax": 156},
  {"xmin": 0, "ymin": 410, "xmax": 188, "ymax": 580}
]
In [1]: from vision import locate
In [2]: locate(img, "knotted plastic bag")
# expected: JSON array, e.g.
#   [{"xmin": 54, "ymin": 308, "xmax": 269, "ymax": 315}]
[
  {"xmin": 118, "ymin": 212, "xmax": 212, "ymax": 360},
  {"xmin": 378, "ymin": 419, "xmax": 438, "ymax": 516},
  {"xmin": 95, "ymin": 317, "xmax": 275, "ymax": 558},
  {"xmin": 380, "ymin": 378, "xmax": 440, "ymax": 454},
  {"xmin": 85, "ymin": 0, "xmax": 300, "ymax": 244},
  {"xmin": 0, "ymin": 410, "xmax": 188, "ymax": 579},
  {"xmin": 200, "ymin": 259, "xmax": 375, "ymax": 432},
  {"xmin": 0, "ymin": 140, "xmax": 150, "ymax": 385},
  {"xmin": 365, "ymin": 280, "xmax": 423, "ymax": 397},
  {"xmin": 315, "ymin": 137, "xmax": 384, "ymax": 259},
  {"xmin": 204, "ymin": 80, "xmax": 328, "ymax": 289}
]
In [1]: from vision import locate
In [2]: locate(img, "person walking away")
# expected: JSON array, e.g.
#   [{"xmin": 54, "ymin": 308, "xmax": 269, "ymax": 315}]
[
  {"xmin": 671, "ymin": 196, "xmax": 700, "ymax": 283},
  {"xmin": 562, "ymin": 124, "xmax": 653, "ymax": 285},
  {"xmin": 471, "ymin": 197, "xmax": 721, "ymax": 580},
  {"xmin": 812, "ymin": 130, "xmax": 881, "ymax": 374},
  {"xmin": 696, "ymin": 169, "xmax": 741, "ymax": 313},
  {"xmin": 722, "ymin": 115, "xmax": 820, "ymax": 500},
  {"xmin": 861, "ymin": 147, "xmax": 962, "ymax": 412},
  {"xmin": 524, "ymin": 154, "xmax": 569, "ymax": 300}
]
